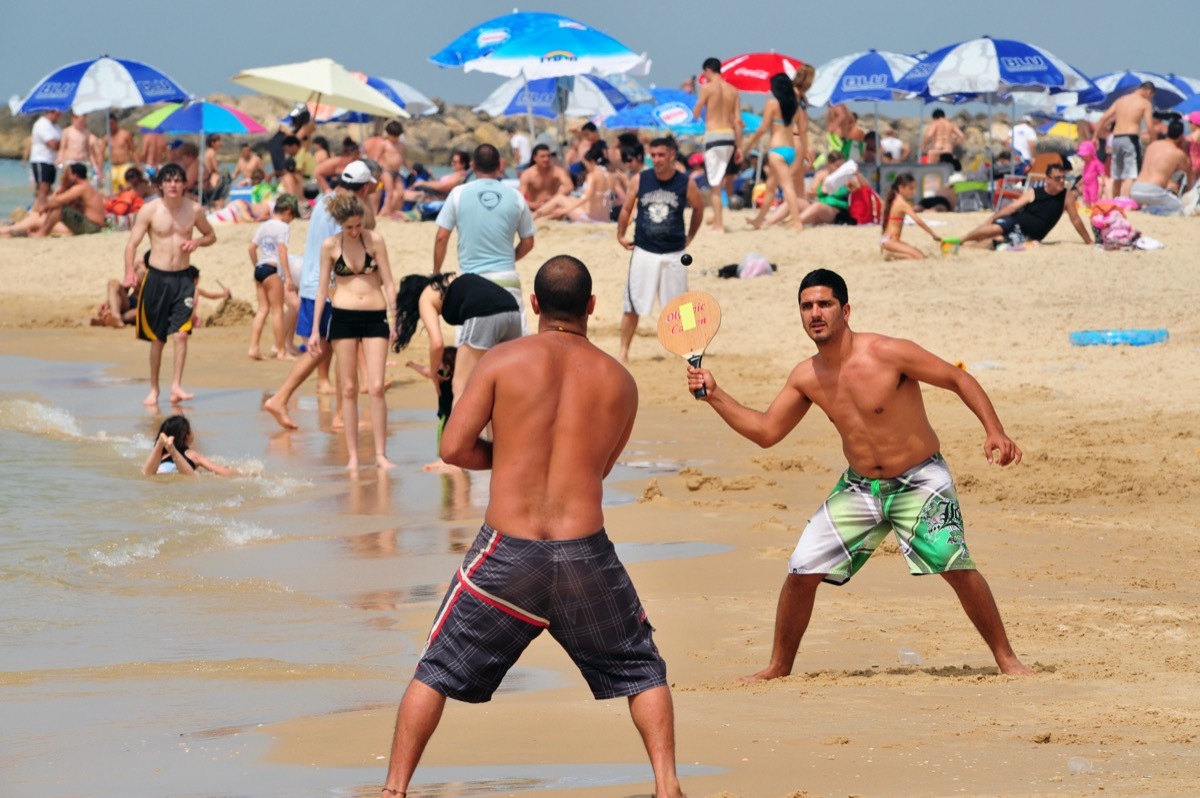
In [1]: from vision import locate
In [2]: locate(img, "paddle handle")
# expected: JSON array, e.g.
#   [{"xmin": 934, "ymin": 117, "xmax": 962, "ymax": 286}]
[{"xmin": 687, "ymin": 354, "xmax": 706, "ymax": 399}]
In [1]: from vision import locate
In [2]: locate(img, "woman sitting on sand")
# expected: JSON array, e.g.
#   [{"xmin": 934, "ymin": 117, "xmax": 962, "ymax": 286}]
[
  {"xmin": 142, "ymin": 416, "xmax": 234, "ymax": 476},
  {"xmin": 532, "ymin": 142, "xmax": 619, "ymax": 223},
  {"xmin": 394, "ymin": 272, "xmax": 522, "ymax": 470},
  {"xmin": 744, "ymin": 73, "xmax": 804, "ymax": 230},
  {"xmin": 309, "ymin": 193, "xmax": 398, "ymax": 470},
  {"xmin": 880, "ymin": 173, "xmax": 942, "ymax": 260}
]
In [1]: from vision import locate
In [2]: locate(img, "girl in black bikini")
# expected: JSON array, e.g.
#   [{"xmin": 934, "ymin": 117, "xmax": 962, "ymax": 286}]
[
  {"xmin": 309, "ymin": 193, "xmax": 398, "ymax": 470},
  {"xmin": 141, "ymin": 416, "xmax": 235, "ymax": 476}
]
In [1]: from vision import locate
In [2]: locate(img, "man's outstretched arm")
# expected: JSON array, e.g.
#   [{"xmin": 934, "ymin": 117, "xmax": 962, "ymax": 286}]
[
  {"xmin": 687, "ymin": 365, "xmax": 811, "ymax": 448},
  {"xmin": 440, "ymin": 355, "xmax": 497, "ymax": 470}
]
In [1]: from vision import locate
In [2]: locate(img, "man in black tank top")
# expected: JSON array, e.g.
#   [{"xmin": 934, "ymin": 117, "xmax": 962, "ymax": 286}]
[
  {"xmin": 960, "ymin": 161, "xmax": 1093, "ymax": 248},
  {"xmin": 615, "ymin": 137, "xmax": 704, "ymax": 362}
]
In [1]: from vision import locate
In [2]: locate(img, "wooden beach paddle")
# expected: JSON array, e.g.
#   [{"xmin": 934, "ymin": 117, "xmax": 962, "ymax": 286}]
[{"xmin": 657, "ymin": 290, "xmax": 722, "ymax": 399}]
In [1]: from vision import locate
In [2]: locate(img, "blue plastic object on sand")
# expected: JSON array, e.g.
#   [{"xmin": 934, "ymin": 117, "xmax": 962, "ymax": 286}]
[{"xmin": 1069, "ymin": 329, "xmax": 1169, "ymax": 346}]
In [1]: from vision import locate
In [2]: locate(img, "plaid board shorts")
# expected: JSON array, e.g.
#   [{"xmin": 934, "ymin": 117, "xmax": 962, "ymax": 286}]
[
  {"xmin": 414, "ymin": 524, "xmax": 668, "ymax": 703},
  {"xmin": 788, "ymin": 453, "xmax": 977, "ymax": 585}
]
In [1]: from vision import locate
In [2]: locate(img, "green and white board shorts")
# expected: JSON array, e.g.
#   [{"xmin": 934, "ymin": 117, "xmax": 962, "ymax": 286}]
[{"xmin": 789, "ymin": 453, "xmax": 977, "ymax": 585}]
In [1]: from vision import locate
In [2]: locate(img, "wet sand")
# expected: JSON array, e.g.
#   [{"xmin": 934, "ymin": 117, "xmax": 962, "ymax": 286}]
[{"xmin": 2, "ymin": 207, "xmax": 1199, "ymax": 797}]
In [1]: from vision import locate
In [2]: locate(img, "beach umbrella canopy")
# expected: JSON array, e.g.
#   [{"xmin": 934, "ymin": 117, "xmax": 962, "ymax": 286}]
[
  {"xmin": 1089, "ymin": 70, "xmax": 1188, "ymax": 110},
  {"xmin": 13, "ymin": 55, "xmax": 189, "ymax": 115},
  {"xmin": 230, "ymin": 58, "xmax": 407, "ymax": 118},
  {"xmin": 718, "ymin": 52, "xmax": 805, "ymax": 93},
  {"xmin": 325, "ymin": 75, "xmax": 439, "ymax": 123},
  {"xmin": 808, "ymin": 50, "xmax": 919, "ymax": 106},
  {"xmin": 429, "ymin": 11, "xmax": 648, "ymax": 80},
  {"xmin": 140, "ymin": 101, "xmax": 268, "ymax": 134},
  {"xmin": 1175, "ymin": 93, "xmax": 1200, "ymax": 116},
  {"xmin": 475, "ymin": 74, "xmax": 633, "ymax": 120},
  {"xmin": 603, "ymin": 88, "xmax": 700, "ymax": 131},
  {"xmin": 1036, "ymin": 119, "xmax": 1079, "ymax": 139},
  {"xmin": 895, "ymin": 37, "xmax": 1096, "ymax": 98},
  {"xmin": 1165, "ymin": 73, "xmax": 1200, "ymax": 99}
]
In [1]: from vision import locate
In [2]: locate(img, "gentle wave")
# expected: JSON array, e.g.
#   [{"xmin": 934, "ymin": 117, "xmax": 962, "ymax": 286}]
[{"xmin": 91, "ymin": 537, "xmax": 166, "ymax": 568}]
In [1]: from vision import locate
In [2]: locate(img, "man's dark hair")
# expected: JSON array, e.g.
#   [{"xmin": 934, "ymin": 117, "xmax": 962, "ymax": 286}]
[
  {"xmin": 342, "ymin": 137, "xmax": 359, "ymax": 154},
  {"xmin": 532, "ymin": 143, "xmax": 551, "ymax": 157},
  {"xmin": 702, "ymin": 57, "xmax": 722, "ymax": 73},
  {"xmin": 649, "ymin": 136, "xmax": 677, "ymax": 151},
  {"xmin": 534, "ymin": 255, "xmax": 592, "ymax": 320},
  {"xmin": 205, "ymin": 134, "xmax": 221, "ymax": 146},
  {"xmin": 155, "ymin": 162, "xmax": 186, "ymax": 185},
  {"xmin": 799, "ymin": 269, "xmax": 849, "ymax": 307},
  {"xmin": 581, "ymin": 121, "xmax": 598, "ymax": 133},
  {"xmin": 282, "ymin": 135, "xmax": 301, "ymax": 148},
  {"xmin": 385, "ymin": 120, "xmax": 404, "ymax": 136},
  {"xmin": 473, "ymin": 143, "xmax": 500, "ymax": 173},
  {"xmin": 932, "ymin": 109, "xmax": 946, "ymax": 119},
  {"xmin": 68, "ymin": 162, "xmax": 88, "ymax": 179},
  {"xmin": 124, "ymin": 166, "xmax": 144, "ymax": 184},
  {"xmin": 617, "ymin": 132, "xmax": 640, "ymax": 147},
  {"xmin": 1140, "ymin": 81, "xmax": 1157, "ymax": 93},
  {"xmin": 1167, "ymin": 119, "xmax": 1184, "ymax": 139},
  {"xmin": 1045, "ymin": 162, "xmax": 1065, "ymax": 177},
  {"xmin": 620, "ymin": 143, "xmax": 644, "ymax": 164}
]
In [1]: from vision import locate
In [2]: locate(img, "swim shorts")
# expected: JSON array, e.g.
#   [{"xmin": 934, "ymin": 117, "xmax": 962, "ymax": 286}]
[
  {"xmin": 624, "ymin": 246, "xmax": 687, "ymax": 316},
  {"xmin": 326, "ymin": 307, "xmax": 389, "ymax": 340},
  {"xmin": 296, "ymin": 297, "xmax": 332, "ymax": 339},
  {"xmin": 1129, "ymin": 182, "xmax": 1183, "ymax": 215},
  {"xmin": 31, "ymin": 162, "xmax": 56, "ymax": 186},
  {"xmin": 253, "ymin": 263, "xmax": 279, "ymax": 283},
  {"xmin": 61, "ymin": 205, "xmax": 102, "ymax": 236},
  {"xmin": 415, "ymin": 524, "xmax": 668, "ymax": 703},
  {"xmin": 459, "ymin": 310, "xmax": 523, "ymax": 350},
  {"xmin": 135, "ymin": 266, "xmax": 194, "ymax": 342},
  {"xmin": 788, "ymin": 453, "xmax": 977, "ymax": 585},
  {"xmin": 704, "ymin": 131, "xmax": 735, "ymax": 185},
  {"xmin": 1111, "ymin": 135, "xmax": 1141, "ymax": 181}
]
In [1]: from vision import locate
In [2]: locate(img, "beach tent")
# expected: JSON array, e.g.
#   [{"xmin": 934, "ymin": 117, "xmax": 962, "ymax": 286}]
[{"xmin": 12, "ymin": 55, "xmax": 191, "ymax": 191}]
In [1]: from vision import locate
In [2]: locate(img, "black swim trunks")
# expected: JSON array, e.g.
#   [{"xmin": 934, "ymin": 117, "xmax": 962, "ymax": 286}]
[
  {"xmin": 325, "ymin": 307, "xmax": 389, "ymax": 340},
  {"xmin": 253, "ymin": 263, "xmax": 279, "ymax": 283},
  {"xmin": 135, "ymin": 266, "xmax": 194, "ymax": 342},
  {"xmin": 415, "ymin": 525, "xmax": 668, "ymax": 703}
]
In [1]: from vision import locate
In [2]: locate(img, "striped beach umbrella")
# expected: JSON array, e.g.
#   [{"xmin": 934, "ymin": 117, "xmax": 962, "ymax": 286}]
[{"xmin": 13, "ymin": 55, "xmax": 189, "ymax": 115}]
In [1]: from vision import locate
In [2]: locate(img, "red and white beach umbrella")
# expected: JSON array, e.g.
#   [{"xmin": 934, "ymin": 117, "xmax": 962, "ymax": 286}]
[{"xmin": 718, "ymin": 52, "xmax": 806, "ymax": 93}]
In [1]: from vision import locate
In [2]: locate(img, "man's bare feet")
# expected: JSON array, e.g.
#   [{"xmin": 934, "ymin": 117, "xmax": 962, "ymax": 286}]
[
  {"xmin": 746, "ymin": 217, "xmax": 764, "ymax": 230},
  {"xmin": 376, "ymin": 456, "xmax": 396, "ymax": 469},
  {"xmin": 999, "ymin": 658, "xmax": 1036, "ymax": 676},
  {"xmin": 316, "ymin": 380, "xmax": 336, "ymax": 395},
  {"xmin": 143, "ymin": 389, "xmax": 159, "ymax": 407},
  {"xmin": 738, "ymin": 664, "xmax": 791, "ymax": 684},
  {"xmin": 248, "ymin": 349, "xmax": 264, "ymax": 360},
  {"xmin": 346, "ymin": 458, "xmax": 359, "ymax": 470},
  {"xmin": 422, "ymin": 458, "xmax": 462, "ymax": 474},
  {"xmin": 263, "ymin": 398, "xmax": 299, "ymax": 430},
  {"xmin": 331, "ymin": 416, "xmax": 344, "ymax": 430},
  {"xmin": 788, "ymin": 222, "xmax": 805, "ymax": 232},
  {"xmin": 170, "ymin": 387, "xmax": 195, "ymax": 403}
]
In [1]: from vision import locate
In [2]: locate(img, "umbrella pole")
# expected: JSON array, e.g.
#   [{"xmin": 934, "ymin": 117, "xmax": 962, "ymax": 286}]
[
  {"xmin": 917, "ymin": 101, "xmax": 924, "ymax": 164},
  {"xmin": 199, "ymin": 123, "xmax": 205, "ymax": 208},
  {"xmin": 106, "ymin": 110, "xmax": 113, "ymax": 194},
  {"xmin": 987, "ymin": 96, "xmax": 994, "ymax": 186},
  {"xmin": 524, "ymin": 75, "xmax": 536, "ymax": 143},
  {"xmin": 873, "ymin": 100, "xmax": 881, "ymax": 192}
]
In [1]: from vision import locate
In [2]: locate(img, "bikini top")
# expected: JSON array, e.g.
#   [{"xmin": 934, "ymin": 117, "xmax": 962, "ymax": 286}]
[{"xmin": 333, "ymin": 234, "xmax": 378, "ymax": 276}]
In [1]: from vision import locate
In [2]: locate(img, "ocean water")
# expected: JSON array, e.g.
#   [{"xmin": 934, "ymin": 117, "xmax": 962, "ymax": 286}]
[
  {"xmin": 1, "ymin": 157, "xmax": 32, "ymax": 215},
  {"xmin": 0, "ymin": 355, "xmax": 722, "ymax": 797}
]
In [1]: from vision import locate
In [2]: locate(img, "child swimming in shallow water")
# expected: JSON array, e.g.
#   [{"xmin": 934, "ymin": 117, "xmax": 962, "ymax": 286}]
[{"xmin": 141, "ymin": 415, "xmax": 235, "ymax": 476}]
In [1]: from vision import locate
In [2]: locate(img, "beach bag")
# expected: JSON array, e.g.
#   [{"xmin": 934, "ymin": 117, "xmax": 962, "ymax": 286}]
[{"xmin": 848, "ymin": 186, "xmax": 882, "ymax": 226}]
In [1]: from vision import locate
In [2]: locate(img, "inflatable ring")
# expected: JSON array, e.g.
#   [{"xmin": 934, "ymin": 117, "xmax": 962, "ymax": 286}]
[{"xmin": 1069, "ymin": 329, "xmax": 1168, "ymax": 346}]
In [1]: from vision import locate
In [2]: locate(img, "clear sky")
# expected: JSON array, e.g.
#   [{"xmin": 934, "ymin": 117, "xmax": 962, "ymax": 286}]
[{"xmin": 2, "ymin": 0, "xmax": 1197, "ymax": 110}]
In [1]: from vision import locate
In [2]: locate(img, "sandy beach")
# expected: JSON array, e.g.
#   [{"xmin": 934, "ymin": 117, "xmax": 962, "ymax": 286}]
[{"xmin": 2, "ymin": 207, "xmax": 1199, "ymax": 798}]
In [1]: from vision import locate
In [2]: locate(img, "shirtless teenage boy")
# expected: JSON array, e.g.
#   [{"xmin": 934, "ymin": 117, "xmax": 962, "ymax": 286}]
[
  {"xmin": 232, "ymin": 143, "xmax": 265, "ymax": 186},
  {"xmin": 381, "ymin": 255, "xmax": 685, "ymax": 798},
  {"xmin": 693, "ymin": 57, "xmax": 743, "ymax": 233},
  {"xmin": 518, "ymin": 144, "xmax": 573, "ymax": 211},
  {"xmin": 124, "ymin": 163, "xmax": 217, "ymax": 406},
  {"xmin": 687, "ymin": 269, "xmax": 1033, "ymax": 681},
  {"xmin": 58, "ymin": 113, "xmax": 101, "ymax": 178},
  {"xmin": 1095, "ymin": 82, "xmax": 1157, "ymax": 198},
  {"xmin": 377, "ymin": 121, "xmax": 409, "ymax": 216},
  {"xmin": 921, "ymin": 109, "xmax": 964, "ymax": 163}
]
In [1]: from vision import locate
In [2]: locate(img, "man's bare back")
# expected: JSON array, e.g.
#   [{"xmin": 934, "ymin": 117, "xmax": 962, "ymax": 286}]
[
  {"xmin": 697, "ymin": 77, "xmax": 739, "ymax": 132},
  {"xmin": 1108, "ymin": 91, "xmax": 1154, "ymax": 137},
  {"xmin": 1137, "ymin": 137, "xmax": 1190, "ymax": 187},
  {"xmin": 924, "ymin": 118, "xmax": 963, "ymax": 159},
  {"xmin": 442, "ymin": 330, "xmax": 636, "ymax": 539}
]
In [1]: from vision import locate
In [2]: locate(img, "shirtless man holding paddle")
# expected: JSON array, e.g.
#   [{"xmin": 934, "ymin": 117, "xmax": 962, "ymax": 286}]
[
  {"xmin": 686, "ymin": 268, "xmax": 1033, "ymax": 681},
  {"xmin": 381, "ymin": 255, "xmax": 685, "ymax": 798}
]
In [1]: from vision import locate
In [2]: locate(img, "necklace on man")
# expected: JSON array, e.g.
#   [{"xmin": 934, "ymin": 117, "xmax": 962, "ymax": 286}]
[{"xmin": 545, "ymin": 326, "xmax": 587, "ymax": 338}]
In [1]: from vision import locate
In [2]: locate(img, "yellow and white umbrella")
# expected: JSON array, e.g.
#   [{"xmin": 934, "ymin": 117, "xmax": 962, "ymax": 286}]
[{"xmin": 230, "ymin": 57, "xmax": 408, "ymax": 118}]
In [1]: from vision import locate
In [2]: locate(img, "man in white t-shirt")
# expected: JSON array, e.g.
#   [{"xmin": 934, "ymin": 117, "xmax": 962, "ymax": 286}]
[
  {"xmin": 30, "ymin": 110, "xmax": 62, "ymax": 210},
  {"xmin": 434, "ymin": 144, "xmax": 536, "ymax": 324},
  {"xmin": 880, "ymin": 129, "xmax": 909, "ymax": 162},
  {"xmin": 1007, "ymin": 116, "xmax": 1039, "ymax": 163},
  {"xmin": 509, "ymin": 126, "xmax": 532, "ymax": 171}
]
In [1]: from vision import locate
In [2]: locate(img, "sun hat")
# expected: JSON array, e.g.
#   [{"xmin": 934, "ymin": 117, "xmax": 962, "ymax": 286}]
[
  {"xmin": 1187, "ymin": 111, "xmax": 1200, "ymax": 127},
  {"xmin": 1076, "ymin": 140, "xmax": 1096, "ymax": 158}
]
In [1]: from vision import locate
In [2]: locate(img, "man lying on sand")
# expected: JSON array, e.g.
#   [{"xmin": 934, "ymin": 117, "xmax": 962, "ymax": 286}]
[
  {"xmin": 687, "ymin": 269, "xmax": 1034, "ymax": 681},
  {"xmin": 960, "ymin": 161, "xmax": 1092, "ymax": 248}
]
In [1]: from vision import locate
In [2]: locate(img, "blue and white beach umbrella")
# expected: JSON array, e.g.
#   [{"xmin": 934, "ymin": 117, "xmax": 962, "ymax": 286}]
[
  {"xmin": 14, "ymin": 55, "xmax": 189, "ymax": 115},
  {"xmin": 1089, "ymin": 71, "xmax": 1188, "ymax": 110},
  {"xmin": 1165, "ymin": 74, "xmax": 1200, "ymax": 99},
  {"xmin": 604, "ymin": 88, "xmax": 700, "ymax": 132},
  {"xmin": 475, "ymin": 74, "xmax": 633, "ymax": 120},
  {"xmin": 808, "ymin": 50, "xmax": 919, "ymax": 106},
  {"xmin": 430, "ymin": 11, "xmax": 648, "ymax": 80},
  {"xmin": 329, "ymin": 75, "xmax": 439, "ymax": 123},
  {"xmin": 1174, "ymin": 93, "xmax": 1200, "ymax": 116},
  {"xmin": 895, "ymin": 37, "xmax": 1095, "ymax": 98}
]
